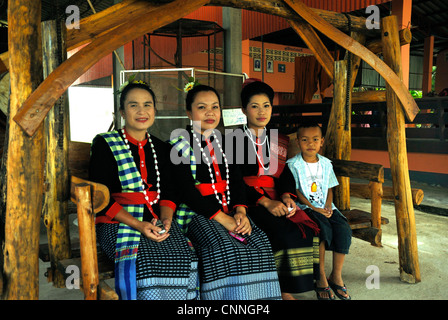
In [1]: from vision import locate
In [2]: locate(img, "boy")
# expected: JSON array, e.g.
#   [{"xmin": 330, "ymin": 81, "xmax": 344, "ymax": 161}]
[{"xmin": 286, "ymin": 122, "xmax": 352, "ymax": 300}]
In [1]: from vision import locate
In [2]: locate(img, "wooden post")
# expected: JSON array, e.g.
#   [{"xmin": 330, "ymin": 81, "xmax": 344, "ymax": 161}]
[
  {"xmin": 369, "ymin": 181, "xmax": 383, "ymax": 229},
  {"xmin": 75, "ymin": 184, "xmax": 99, "ymax": 300},
  {"xmin": 41, "ymin": 20, "xmax": 72, "ymax": 288},
  {"xmin": 323, "ymin": 60, "xmax": 350, "ymax": 211},
  {"xmin": 381, "ymin": 16, "xmax": 421, "ymax": 283},
  {"xmin": 3, "ymin": 0, "xmax": 44, "ymax": 299},
  {"xmin": 422, "ymin": 36, "xmax": 434, "ymax": 95}
]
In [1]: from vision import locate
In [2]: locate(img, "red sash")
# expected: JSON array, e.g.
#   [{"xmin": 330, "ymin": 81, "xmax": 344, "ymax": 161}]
[
  {"xmin": 267, "ymin": 132, "xmax": 289, "ymax": 178},
  {"xmin": 195, "ymin": 181, "xmax": 229, "ymax": 213},
  {"xmin": 243, "ymin": 176, "xmax": 320, "ymax": 238},
  {"xmin": 112, "ymin": 191, "xmax": 158, "ymax": 219},
  {"xmin": 243, "ymin": 175, "xmax": 277, "ymax": 200}
]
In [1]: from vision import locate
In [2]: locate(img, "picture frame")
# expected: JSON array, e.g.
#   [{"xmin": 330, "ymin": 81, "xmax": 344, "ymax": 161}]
[
  {"xmin": 278, "ymin": 63, "xmax": 286, "ymax": 73},
  {"xmin": 266, "ymin": 60, "xmax": 274, "ymax": 73},
  {"xmin": 253, "ymin": 58, "xmax": 261, "ymax": 72}
]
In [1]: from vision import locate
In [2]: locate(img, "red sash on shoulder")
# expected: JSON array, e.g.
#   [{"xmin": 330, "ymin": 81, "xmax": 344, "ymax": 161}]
[{"xmin": 267, "ymin": 131, "xmax": 289, "ymax": 178}]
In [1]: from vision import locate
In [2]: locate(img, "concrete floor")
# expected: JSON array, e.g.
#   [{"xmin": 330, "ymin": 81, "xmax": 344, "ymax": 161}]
[{"xmin": 38, "ymin": 179, "xmax": 448, "ymax": 300}]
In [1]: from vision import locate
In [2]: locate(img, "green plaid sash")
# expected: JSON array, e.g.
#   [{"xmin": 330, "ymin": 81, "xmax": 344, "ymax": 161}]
[
  {"xmin": 100, "ymin": 131, "xmax": 144, "ymax": 300},
  {"xmin": 169, "ymin": 135, "xmax": 199, "ymax": 234}
]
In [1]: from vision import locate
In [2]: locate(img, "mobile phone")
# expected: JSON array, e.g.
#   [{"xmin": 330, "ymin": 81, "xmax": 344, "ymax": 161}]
[
  {"xmin": 155, "ymin": 220, "xmax": 166, "ymax": 234},
  {"xmin": 229, "ymin": 231, "xmax": 247, "ymax": 244}
]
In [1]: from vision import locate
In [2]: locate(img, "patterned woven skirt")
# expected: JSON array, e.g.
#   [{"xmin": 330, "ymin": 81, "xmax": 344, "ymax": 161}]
[
  {"xmin": 97, "ymin": 222, "xmax": 199, "ymax": 300},
  {"xmin": 186, "ymin": 214, "xmax": 282, "ymax": 300},
  {"xmin": 248, "ymin": 206, "xmax": 320, "ymax": 294}
]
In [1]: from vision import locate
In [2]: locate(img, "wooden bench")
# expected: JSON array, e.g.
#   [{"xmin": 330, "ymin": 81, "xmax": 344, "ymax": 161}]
[
  {"xmin": 40, "ymin": 141, "xmax": 117, "ymax": 300},
  {"xmin": 40, "ymin": 138, "xmax": 424, "ymax": 298},
  {"xmin": 331, "ymin": 158, "xmax": 388, "ymax": 246}
]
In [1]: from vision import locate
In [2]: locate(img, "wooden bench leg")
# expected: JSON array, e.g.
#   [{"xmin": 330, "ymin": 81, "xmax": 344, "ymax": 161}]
[
  {"xmin": 369, "ymin": 181, "xmax": 383, "ymax": 229},
  {"xmin": 75, "ymin": 184, "xmax": 99, "ymax": 300}
]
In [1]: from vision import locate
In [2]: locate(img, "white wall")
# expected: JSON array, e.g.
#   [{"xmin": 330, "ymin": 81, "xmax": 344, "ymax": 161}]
[{"xmin": 68, "ymin": 86, "xmax": 114, "ymax": 143}]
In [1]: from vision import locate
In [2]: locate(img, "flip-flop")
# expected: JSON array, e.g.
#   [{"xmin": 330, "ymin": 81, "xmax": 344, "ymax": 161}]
[
  {"xmin": 328, "ymin": 279, "xmax": 351, "ymax": 300},
  {"xmin": 314, "ymin": 284, "xmax": 335, "ymax": 300}
]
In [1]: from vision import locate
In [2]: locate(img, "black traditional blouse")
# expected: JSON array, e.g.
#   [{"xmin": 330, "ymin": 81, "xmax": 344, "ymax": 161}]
[
  {"xmin": 171, "ymin": 127, "xmax": 247, "ymax": 219},
  {"xmin": 226, "ymin": 127, "xmax": 297, "ymax": 205},
  {"xmin": 89, "ymin": 131, "xmax": 177, "ymax": 223}
]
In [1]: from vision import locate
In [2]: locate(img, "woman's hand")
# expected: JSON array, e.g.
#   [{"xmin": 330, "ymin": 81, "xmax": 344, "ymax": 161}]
[
  {"xmin": 281, "ymin": 194, "xmax": 297, "ymax": 218},
  {"xmin": 136, "ymin": 219, "xmax": 170, "ymax": 242},
  {"xmin": 234, "ymin": 209, "xmax": 252, "ymax": 236},
  {"xmin": 213, "ymin": 209, "xmax": 252, "ymax": 235},
  {"xmin": 113, "ymin": 208, "xmax": 171, "ymax": 242},
  {"xmin": 259, "ymin": 197, "xmax": 290, "ymax": 217},
  {"xmin": 213, "ymin": 211, "xmax": 238, "ymax": 232}
]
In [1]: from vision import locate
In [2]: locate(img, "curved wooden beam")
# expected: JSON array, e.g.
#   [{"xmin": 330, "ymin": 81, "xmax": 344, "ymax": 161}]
[
  {"xmin": 283, "ymin": 0, "xmax": 419, "ymax": 122},
  {"xmin": 66, "ymin": 0, "xmax": 157, "ymax": 51},
  {"xmin": 13, "ymin": 0, "xmax": 210, "ymax": 137},
  {"xmin": 289, "ymin": 20, "xmax": 334, "ymax": 81}
]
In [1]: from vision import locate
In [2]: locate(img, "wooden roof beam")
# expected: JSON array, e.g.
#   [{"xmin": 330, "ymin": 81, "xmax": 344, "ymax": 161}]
[
  {"xmin": 210, "ymin": 0, "xmax": 380, "ymax": 36},
  {"xmin": 289, "ymin": 19, "xmax": 334, "ymax": 81},
  {"xmin": 283, "ymin": 0, "xmax": 419, "ymax": 122},
  {"xmin": 66, "ymin": 0, "xmax": 158, "ymax": 51}
]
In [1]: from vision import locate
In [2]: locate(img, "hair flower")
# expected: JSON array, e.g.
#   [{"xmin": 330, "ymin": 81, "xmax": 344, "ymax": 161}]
[
  {"xmin": 184, "ymin": 81, "xmax": 195, "ymax": 93},
  {"xmin": 184, "ymin": 77, "xmax": 200, "ymax": 92}
]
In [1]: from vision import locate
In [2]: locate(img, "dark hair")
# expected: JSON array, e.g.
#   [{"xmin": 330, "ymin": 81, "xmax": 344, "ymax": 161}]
[
  {"xmin": 296, "ymin": 122, "xmax": 323, "ymax": 138},
  {"xmin": 119, "ymin": 82, "xmax": 156, "ymax": 111},
  {"xmin": 240, "ymin": 81, "xmax": 274, "ymax": 109},
  {"xmin": 185, "ymin": 84, "xmax": 221, "ymax": 111}
]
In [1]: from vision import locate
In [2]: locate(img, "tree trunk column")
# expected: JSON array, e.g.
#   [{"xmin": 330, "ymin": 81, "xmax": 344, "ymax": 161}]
[
  {"xmin": 42, "ymin": 20, "xmax": 72, "ymax": 288},
  {"xmin": 323, "ymin": 60, "xmax": 350, "ymax": 211},
  {"xmin": 381, "ymin": 15, "xmax": 421, "ymax": 283},
  {"xmin": 3, "ymin": 0, "xmax": 44, "ymax": 299}
]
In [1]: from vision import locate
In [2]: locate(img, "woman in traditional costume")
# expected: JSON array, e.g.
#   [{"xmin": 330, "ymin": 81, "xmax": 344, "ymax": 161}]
[
  {"xmin": 89, "ymin": 81, "xmax": 199, "ymax": 300},
  {"xmin": 169, "ymin": 84, "xmax": 281, "ymax": 300},
  {"xmin": 229, "ymin": 80, "xmax": 321, "ymax": 300}
]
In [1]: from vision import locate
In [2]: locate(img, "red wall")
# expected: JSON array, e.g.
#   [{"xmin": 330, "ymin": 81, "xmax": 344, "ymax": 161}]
[{"xmin": 72, "ymin": 0, "xmax": 391, "ymax": 84}]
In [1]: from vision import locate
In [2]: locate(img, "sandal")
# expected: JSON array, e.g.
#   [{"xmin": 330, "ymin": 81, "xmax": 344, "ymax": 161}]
[
  {"xmin": 314, "ymin": 284, "xmax": 335, "ymax": 300},
  {"xmin": 328, "ymin": 279, "xmax": 351, "ymax": 300}
]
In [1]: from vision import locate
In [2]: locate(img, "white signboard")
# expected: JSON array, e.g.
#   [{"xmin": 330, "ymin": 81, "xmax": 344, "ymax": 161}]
[{"xmin": 222, "ymin": 108, "xmax": 247, "ymax": 127}]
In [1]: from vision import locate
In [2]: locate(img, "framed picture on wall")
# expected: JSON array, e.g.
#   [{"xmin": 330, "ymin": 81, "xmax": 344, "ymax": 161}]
[
  {"xmin": 278, "ymin": 64, "xmax": 286, "ymax": 73},
  {"xmin": 254, "ymin": 58, "xmax": 261, "ymax": 72},
  {"xmin": 266, "ymin": 60, "xmax": 274, "ymax": 73}
]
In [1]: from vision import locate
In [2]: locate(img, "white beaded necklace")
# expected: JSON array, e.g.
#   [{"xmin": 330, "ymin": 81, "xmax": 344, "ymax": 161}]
[
  {"xmin": 243, "ymin": 124, "xmax": 270, "ymax": 171},
  {"xmin": 121, "ymin": 128, "xmax": 161, "ymax": 206},
  {"xmin": 191, "ymin": 128, "xmax": 231, "ymax": 208}
]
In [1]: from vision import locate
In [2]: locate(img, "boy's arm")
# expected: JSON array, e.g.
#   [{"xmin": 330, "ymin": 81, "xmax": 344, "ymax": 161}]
[
  {"xmin": 295, "ymin": 188, "xmax": 315, "ymax": 210},
  {"xmin": 325, "ymin": 187, "xmax": 333, "ymax": 210},
  {"xmin": 296, "ymin": 188, "xmax": 333, "ymax": 218}
]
